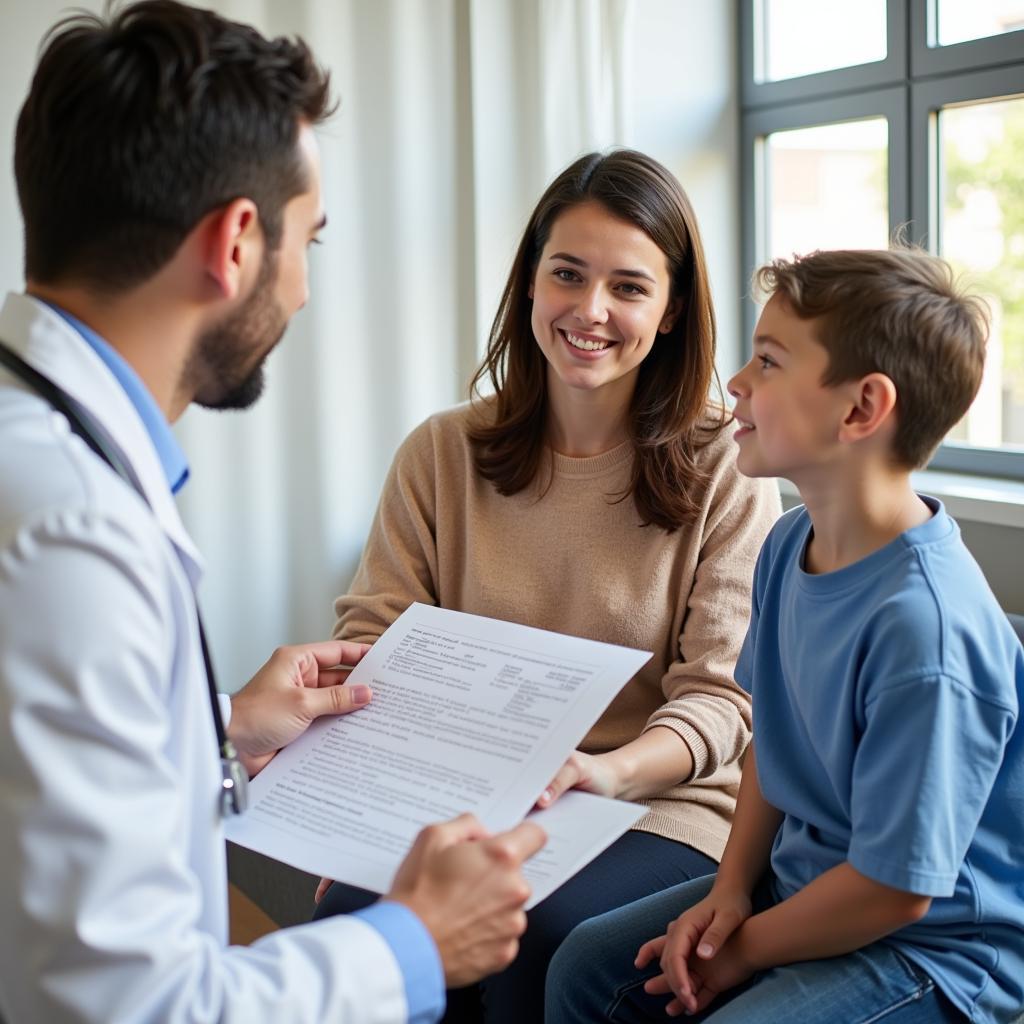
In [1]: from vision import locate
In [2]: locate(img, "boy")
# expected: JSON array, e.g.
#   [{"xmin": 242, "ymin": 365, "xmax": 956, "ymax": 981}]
[{"xmin": 544, "ymin": 248, "xmax": 1024, "ymax": 1023}]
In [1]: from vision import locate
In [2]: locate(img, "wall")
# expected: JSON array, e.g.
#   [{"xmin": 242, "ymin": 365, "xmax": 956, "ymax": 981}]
[{"xmin": 952, "ymin": 520, "xmax": 1024, "ymax": 615}]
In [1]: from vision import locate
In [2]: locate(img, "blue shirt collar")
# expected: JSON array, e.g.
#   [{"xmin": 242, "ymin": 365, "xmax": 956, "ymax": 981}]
[{"xmin": 43, "ymin": 301, "xmax": 190, "ymax": 494}]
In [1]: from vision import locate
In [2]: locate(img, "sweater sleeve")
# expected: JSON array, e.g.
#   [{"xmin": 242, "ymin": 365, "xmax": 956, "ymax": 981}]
[
  {"xmin": 644, "ymin": 444, "xmax": 781, "ymax": 781},
  {"xmin": 333, "ymin": 419, "xmax": 441, "ymax": 644}
]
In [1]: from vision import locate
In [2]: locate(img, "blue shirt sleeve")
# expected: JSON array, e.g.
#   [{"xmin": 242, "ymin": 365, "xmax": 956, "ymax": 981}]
[
  {"xmin": 849, "ymin": 672, "xmax": 1013, "ymax": 896},
  {"xmin": 352, "ymin": 901, "xmax": 445, "ymax": 1023}
]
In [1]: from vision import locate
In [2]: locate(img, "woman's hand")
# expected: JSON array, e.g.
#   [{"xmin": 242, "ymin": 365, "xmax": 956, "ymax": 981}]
[
  {"xmin": 314, "ymin": 877, "xmax": 334, "ymax": 904},
  {"xmin": 534, "ymin": 728, "xmax": 696, "ymax": 809},
  {"xmin": 534, "ymin": 749, "xmax": 620, "ymax": 809},
  {"xmin": 635, "ymin": 885, "xmax": 753, "ymax": 1014}
]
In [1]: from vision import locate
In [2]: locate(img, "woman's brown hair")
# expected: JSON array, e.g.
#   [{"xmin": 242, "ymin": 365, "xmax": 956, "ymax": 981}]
[{"xmin": 468, "ymin": 149, "xmax": 724, "ymax": 531}]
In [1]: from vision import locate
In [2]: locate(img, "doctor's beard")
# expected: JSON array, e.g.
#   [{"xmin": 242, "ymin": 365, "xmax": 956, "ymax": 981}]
[{"xmin": 189, "ymin": 248, "xmax": 288, "ymax": 411}]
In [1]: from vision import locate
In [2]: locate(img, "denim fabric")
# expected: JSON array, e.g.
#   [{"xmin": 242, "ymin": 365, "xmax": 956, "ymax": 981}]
[
  {"xmin": 546, "ymin": 874, "xmax": 966, "ymax": 1024},
  {"xmin": 315, "ymin": 831, "xmax": 717, "ymax": 1023}
]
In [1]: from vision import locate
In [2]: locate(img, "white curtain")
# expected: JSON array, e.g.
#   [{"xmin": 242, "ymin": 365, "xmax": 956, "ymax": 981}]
[{"xmin": 174, "ymin": 0, "xmax": 638, "ymax": 690}]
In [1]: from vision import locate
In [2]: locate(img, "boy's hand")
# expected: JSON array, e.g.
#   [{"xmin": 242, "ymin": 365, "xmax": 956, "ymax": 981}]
[
  {"xmin": 635, "ymin": 885, "xmax": 752, "ymax": 1011},
  {"xmin": 643, "ymin": 932, "xmax": 756, "ymax": 1016}
]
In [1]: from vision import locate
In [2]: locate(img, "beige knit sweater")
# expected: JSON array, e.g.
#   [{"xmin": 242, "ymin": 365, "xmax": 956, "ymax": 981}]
[{"xmin": 334, "ymin": 402, "xmax": 781, "ymax": 861}]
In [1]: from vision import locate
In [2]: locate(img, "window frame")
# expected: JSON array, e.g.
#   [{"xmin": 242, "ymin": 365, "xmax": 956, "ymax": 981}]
[
  {"xmin": 741, "ymin": 0, "xmax": 908, "ymax": 109},
  {"xmin": 739, "ymin": 0, "xmax": 1024, "ymax": 480}
]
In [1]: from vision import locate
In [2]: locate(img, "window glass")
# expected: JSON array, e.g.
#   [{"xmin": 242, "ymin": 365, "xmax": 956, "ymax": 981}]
[
  {"xmin": 758, "ymin": 0, "xmax": 887, "ymax": 82},
  {"xmin": 939, "ymin": 95, "xmax": 1024, "ymax": 449},
  {"xmin": 764, "ymin": 118, "xmax": 889, "ymax": 262},
  {"xmin": 935, "ymin": 0, "xmax": 1024, "ymax": 47}
]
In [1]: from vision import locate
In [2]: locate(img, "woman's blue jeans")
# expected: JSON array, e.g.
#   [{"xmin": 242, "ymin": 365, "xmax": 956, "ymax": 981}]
[
  {"xmin": 545, "ymin": 874, "xmax": 965, "ymax": 1024},
  {"xmin": 315, "ymin": 830, "xmax": 716, "ymax": 1023}
]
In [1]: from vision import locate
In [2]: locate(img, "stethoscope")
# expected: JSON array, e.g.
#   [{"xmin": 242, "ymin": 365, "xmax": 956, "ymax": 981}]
[{"xmin": 0, "ymin": 340, "xmax": 249, "ymax": 817}]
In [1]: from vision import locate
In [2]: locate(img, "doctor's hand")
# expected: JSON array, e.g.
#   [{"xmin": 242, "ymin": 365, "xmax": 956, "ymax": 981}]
[
  {"xmin": 386, "ymin": 814, "xmax": 546, "ymax": 987},
  {"xmin": 534, "ymin": 749, "xmax": 619, "ymax": 810},
  {"xmin": 229, "ymin": 640, "xmax": 372, "ymax": 777}
]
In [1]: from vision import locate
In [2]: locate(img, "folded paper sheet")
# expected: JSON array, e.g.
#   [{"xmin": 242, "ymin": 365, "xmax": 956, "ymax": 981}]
[{"xmin": 225, "ymin": 603, "xmax": 650, "ymax": 907}]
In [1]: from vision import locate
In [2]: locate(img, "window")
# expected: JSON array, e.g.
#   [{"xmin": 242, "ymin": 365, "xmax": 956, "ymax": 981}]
[
  {"xmin": 741, "ymin": 0, "xmax": 1024, "ymax": 477},
  {"xmin": 934, "ymin": 1, "xmax": 1024, "ymax": 47},
  {"xmin": 763, "ymin": 118, "xmax": 890, "ymax": 259},
  {"xmin": 938, "ymin": 96, "xmax": 1024, "ymax": 449},
  {"xmin": 757, "ymin": 0, "xmax": 888, "ymax": 81}
]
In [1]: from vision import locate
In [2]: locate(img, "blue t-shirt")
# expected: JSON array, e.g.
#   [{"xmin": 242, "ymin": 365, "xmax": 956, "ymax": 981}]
[{"xmin": 736, "ymin": 499, "xmax": 1024, "ymax": 1024}]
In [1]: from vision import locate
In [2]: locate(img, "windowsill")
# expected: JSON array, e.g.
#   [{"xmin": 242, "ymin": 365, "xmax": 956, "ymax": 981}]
[{"xmin": 776, "ymin": 471, "xmax": 1024, "ymax": 529}]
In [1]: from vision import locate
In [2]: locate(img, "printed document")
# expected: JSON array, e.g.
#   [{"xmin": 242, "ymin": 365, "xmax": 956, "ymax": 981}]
[{"xmin": 225, "ymin": 603, "xmax": 650, "ymax": 906}]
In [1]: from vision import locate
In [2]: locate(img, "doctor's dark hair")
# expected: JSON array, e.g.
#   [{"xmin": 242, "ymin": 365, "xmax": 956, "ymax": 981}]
[
  {"xmin": 467, "ymin": 149, "xmax": 725, "ymax": 532},
  {"xmin": 15, "ymin": 0, "xmax": 333, "ymax": 291}
]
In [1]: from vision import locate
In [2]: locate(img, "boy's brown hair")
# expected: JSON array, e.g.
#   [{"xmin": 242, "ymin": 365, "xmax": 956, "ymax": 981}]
[{"xmin": 755, "ymin": 247, "xmax": 989, "ymax": 468}]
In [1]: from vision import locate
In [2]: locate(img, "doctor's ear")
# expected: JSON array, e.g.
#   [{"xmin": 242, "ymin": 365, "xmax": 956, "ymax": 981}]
[{"xmin": 202, "ymin": 198, "xmax": 262, "ymax": 300}]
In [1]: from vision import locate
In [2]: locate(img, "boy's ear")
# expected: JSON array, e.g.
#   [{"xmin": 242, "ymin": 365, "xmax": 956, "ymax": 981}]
[
  {"xmin": 202, "ymin": 198, "xmax": 262, "ymax": 300},
  {"xmin": 838, "ymin": 372, "xmax": 898, "ymax": 444}
]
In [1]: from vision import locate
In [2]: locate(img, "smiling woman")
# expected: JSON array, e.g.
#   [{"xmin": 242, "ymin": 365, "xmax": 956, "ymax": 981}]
[
  {"xmin": 469, "ymin": 149, "xmax": 733, "ymax": 532},
  {"xmin": 528, "ymin": 200, "xmax": 680, "ymax": 449},
  {"xmin": 317, "ymin": 149, "xmax": 782, "ymax": 1023}
]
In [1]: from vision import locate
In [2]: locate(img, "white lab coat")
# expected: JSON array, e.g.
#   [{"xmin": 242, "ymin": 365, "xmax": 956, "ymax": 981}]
[{"xmin": 0, "ymin": 293, "xmax": 413, "ymax": 1023}]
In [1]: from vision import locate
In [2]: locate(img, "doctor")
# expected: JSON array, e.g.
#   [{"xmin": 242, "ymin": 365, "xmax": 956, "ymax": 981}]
[{"xmin": 0, "ymin": 2, "xmax": 543, "ymax": 1022}]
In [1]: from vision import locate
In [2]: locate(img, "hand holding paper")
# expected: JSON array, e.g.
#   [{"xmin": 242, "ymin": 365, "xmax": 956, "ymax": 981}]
[
  {"xmin": 386, "ymin": 814, "xmax": 546, "ymax": 986},
  {"xmin": 228, "ymin": 639, "xmax": 373, "ymax": 776},
  {"xmin": 535, "ymin": 748, "xmax": 621, "ymax": 810}
]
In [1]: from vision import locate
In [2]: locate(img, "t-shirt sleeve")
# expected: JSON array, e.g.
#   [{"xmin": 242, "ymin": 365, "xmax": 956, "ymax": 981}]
[{"xmin": 848, "ymin": 673, "xmax": 1013, "ymax": 896}]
